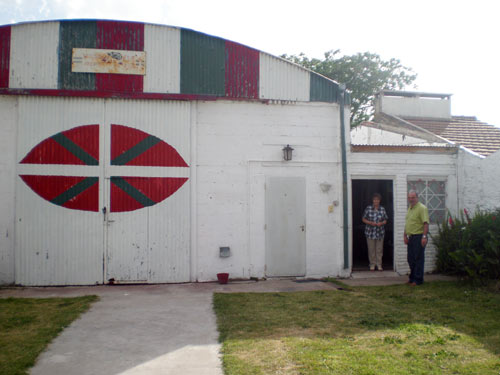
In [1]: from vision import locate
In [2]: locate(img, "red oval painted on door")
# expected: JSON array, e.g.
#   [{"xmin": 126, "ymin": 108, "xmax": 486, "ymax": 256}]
[{"xmin": 20, "ymin": 124, "xmax": 189, "ymax": 212}]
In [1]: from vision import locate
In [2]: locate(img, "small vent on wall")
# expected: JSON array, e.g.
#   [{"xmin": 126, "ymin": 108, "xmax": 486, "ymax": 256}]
[{"xmin": 220, "ymin": 246, "xmax": 231, "ymax": 258}]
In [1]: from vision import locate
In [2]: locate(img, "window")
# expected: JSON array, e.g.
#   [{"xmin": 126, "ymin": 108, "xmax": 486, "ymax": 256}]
[{"xmin": 407, "ymin": 179, "xmax": 446, "ymax": 224}]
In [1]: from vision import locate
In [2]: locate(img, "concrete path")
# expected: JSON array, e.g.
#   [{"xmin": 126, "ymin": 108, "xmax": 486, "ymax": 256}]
[
  {"xmin": 0, "ymin": 279, "xmax": 337, "ymax": 375},
  {"xmin": 0, "ymin": 276, "xmax": 455, "ymax": 374}
]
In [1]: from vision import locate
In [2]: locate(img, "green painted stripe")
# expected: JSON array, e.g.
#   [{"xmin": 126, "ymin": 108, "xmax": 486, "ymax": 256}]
[
  {"xmin": 111, "ymin": 177, "xmax": 156, "ymax": 207},
  {"xmin": 51, "ymin": 177, "xmax": 98, "ymax": 206},
  {"xmin": 181, "ymin": 29, "xmax": 225, "ymax": 95},
  {"xmin": 111, "ymin": 135, "xmax": 160, "ymax": 165},
  {"xmin": 59, "ymin": 21, "xmax": 96, "ymax": 90},
  {"xmin": 310, "ymin": 73, "xmax": 339, "ymax": 103},
  {"xmin": 52, "ymin": 133, "xmax": 99, "ymax": 165}
]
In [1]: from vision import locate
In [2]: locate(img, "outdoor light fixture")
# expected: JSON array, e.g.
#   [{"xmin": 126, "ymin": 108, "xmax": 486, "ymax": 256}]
[{"xmin": 282, "ymin": 144, "xmax": 294, "ymax": 161}]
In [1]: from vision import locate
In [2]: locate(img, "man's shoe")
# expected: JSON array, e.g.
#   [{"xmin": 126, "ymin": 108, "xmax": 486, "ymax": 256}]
[
  {"xmin": 369, "ymin": 266, "xmax": 375, "ymax": 271},
  {"xmin": 409, "ymin": 282, "xmax": 417, "ymax": 286},
  {"xmin": 377, "ymin": 265, "xmax": 383, "ymax": 271}
]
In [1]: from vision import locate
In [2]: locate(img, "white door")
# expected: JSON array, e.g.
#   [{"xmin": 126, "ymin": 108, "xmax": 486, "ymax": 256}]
[
  {"xmin": 265, "ymin": 177, "xmax": 306, "ymax": 277},
  {"xmin": 103, "ymin": 100, "xmax": 191, "ymax": 283}
]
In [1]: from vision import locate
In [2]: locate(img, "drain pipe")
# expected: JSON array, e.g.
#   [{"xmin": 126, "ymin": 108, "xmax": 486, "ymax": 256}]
[{"xmin": 339, "ymin": 84, "xmax": 349, "ymax": 269}]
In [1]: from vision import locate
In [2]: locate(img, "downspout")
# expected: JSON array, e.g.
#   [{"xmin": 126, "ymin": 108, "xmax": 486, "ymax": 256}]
[{"xmin": 339, "ymin": 84, "xmax": 349, "ymax": 270}]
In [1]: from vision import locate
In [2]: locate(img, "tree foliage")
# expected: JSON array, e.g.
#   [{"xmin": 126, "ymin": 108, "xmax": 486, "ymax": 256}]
[{"xmin": 281, "ymin": 50, "xmax": 417, "ymax": 127}]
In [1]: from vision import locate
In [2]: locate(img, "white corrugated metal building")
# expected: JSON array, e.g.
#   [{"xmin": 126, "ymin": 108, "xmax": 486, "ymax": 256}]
[{"xmin": 0, "ymin": 20, "xmax": 351, "ymax": 285}]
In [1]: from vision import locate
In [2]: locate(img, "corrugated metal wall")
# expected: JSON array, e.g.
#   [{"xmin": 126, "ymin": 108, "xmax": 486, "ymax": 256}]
[
  {"xmin": 16, "ymin": 96, "xmax": 105, "ymax": 285},
  {"xmin": 259, "ymin": 53, "xmax": 310, "ymax": 101},
  {"xmin": 9, "ymin": 22, "xmax": 59, "ymax": 89},
  {"xmin": 0, "ymin": 25, "xmax": 10, "ymax": 88},
  {"xmin": 180, "ymin": 29, "xmax": 225, "ymax": 96},
  {"xmin": 15, "ymin": 96, "xmax": 191, "ymax": 285},
  {"xmin": 104, "ymin": 99, "xmax": 191, "ymax": 283},
  {"xmin": 3, "ymin": 20, "xmax": 346, "ymax": 105},
  {"xmin": 143, "ymin": 24, "xmax": 180, "ymax": 94}
]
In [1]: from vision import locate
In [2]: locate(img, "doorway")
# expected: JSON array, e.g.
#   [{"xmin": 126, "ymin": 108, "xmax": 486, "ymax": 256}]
[{"xmin": 352, "ymin": 179, "xmax": 394, "ymax": 271}]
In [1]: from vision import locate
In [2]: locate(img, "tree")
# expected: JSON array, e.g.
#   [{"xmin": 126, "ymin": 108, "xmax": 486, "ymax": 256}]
[{"xmin": 281, "ymin": 50, "xmax": 417, "ymax": 127}]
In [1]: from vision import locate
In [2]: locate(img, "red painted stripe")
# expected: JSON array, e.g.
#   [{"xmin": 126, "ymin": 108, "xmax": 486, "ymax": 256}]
[
  {"xmin": 20, "ymin": 175, "xmax": 99, "ymax": 212},
  {"xmin": 61, "ymin": 124, "xmax": 99, "ymax": 161},
  {"xmin": 111, "ymin": 177, "xmax": 188, "ymax": 212},
  {"xmin": 62, "ymin": 178, "xmax": 98, "ymax": 211},
  {"xmin": 20, "ymin": 137, "xmax": 84, "ymax": 165},
  {"xmin": 0, "ymin": 88, "xmax": 270, "ymax": 103},
  {"xmin": 124, "ymin": 177, "xmax": 188, "ymax": 203},
  {"xmin": 96, "ymin": 21, "xmax": 144, "ymax": 93},
  {"xmin": 111, "ymin": 124, "xmax": 148, "ymax": 162},
  {"xmin": 0, "ymin": 26, "xmax": 11, "ymax": 88},
  {"xmin": 110, "ymin": 180, "xmax": 145, "ymax": 212},
  {"xmin": 111, "ymin": 124, "xmax": 189, "ymax": 167},
  {"xmin": 225, "ymin": 41, "xmax": 259, "ymax": 99},
  {"xmin": 20, "ymin": 125, "xmax": 99, "ymax": 165}
]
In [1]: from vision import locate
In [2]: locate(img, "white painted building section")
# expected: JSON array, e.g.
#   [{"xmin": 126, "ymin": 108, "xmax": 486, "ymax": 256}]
[
  {"xmin": 9, "ymin": 22, "xmax": 59, "ymax": 89},
  {"xmin": 259, "ymin": 54, "xmax": 310, "ymax": 102},
  {"xmin": 458, "ymin": 149, "xmax": 500, "ymax": 212},
  {"xmin": 377, "ymin": 93, "xmax": 451, "ymax": 119},
  {"xmin": 351, "ymin": 126, "xmax": 445, "ymax": 146},
  {"xmin": 349, "ymin": 150, "xmax": 459, "ymax": 274},
  {"xmin": 0, "ymin": 96, "xmax": 17, "ymax": 284},
  {"xmin": 194, "ymin": 100, "xmax": 344, "ymax": 281},
  {"xmin": 143, "ymin": 25, "xmax": 181, "ymax": 94}
]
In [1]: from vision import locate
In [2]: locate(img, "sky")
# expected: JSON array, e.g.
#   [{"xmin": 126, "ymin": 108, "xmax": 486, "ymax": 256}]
[{"xmin": 1, "ymin": 0, "xmax": 499, "ymax": 126}]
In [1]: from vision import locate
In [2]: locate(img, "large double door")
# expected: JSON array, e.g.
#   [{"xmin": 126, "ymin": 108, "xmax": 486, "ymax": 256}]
[{"xmin": 15, "ymin": 97, "xmax": 191, "ymax": 285}]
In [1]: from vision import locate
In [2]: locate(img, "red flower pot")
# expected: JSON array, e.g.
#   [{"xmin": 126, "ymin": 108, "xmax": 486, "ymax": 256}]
[{"xmin": 217, "ymin": 273, "xmax": 229, "ymax": 284}]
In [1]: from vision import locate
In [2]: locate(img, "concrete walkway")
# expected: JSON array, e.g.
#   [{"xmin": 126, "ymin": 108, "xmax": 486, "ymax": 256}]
[
  {"xmin": 0, "ymin": 279, "xmax": 338, "ymax": 375},
  {"xmin": 0, "ymin": 275, "xmax": 455, "ymax": 374}
]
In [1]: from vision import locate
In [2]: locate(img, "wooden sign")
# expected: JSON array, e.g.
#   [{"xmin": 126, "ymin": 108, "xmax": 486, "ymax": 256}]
[{"xmin": 72, "ymin": 48, "xmax": 146, "ymax": 75}]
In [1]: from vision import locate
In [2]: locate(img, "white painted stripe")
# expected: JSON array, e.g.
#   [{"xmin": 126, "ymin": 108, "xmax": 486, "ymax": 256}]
[
  {"xmin": 259, "ymin": 53, "xmax": 310, "ymax": 102},
  {"xmin": 17, "ymin": 165, "xmax": 190, "ymax": 178},
  {"xmin": 143, "ymin": 25, "xmax": 181, "ymax": 93},
  {"xmin": 9, "ymin": 22, "xmax": 59, "ymax": 89}
]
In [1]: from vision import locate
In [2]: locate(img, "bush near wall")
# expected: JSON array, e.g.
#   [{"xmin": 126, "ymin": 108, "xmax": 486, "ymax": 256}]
[{"xmin": 433, "ymin": 209, "xmax": 500, "ymax": 282}]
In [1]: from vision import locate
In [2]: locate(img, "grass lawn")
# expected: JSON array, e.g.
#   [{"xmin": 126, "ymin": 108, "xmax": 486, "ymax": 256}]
[
  {"xmin": 0, "ymin": 295, "xmax": 98, "ymax": 375},
  {"xmin": 214, "ymin": 281, "xmax": 500, "ymax": 375}
]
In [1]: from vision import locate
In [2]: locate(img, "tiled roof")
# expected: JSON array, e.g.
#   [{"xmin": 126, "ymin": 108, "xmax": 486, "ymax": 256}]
[{"xmin": 401, "ymin": 116, "xmax": 500, "ymax": 157}]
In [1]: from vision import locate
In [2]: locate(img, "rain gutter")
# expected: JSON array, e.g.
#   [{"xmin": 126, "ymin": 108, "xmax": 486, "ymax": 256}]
[{"xmin": 339, "ymin": 85, "xmax": 349, "ymax": 269}]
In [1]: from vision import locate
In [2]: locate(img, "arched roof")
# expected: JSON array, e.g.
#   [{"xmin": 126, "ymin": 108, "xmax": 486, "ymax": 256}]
[{"xmin": 0, "ymin": 20, "xmax": 348, "ymax": 104}]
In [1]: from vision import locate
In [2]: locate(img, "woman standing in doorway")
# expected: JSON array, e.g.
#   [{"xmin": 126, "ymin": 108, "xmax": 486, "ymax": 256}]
[{"xmin": 362, "ymin": 193, "xmax": 388, "ymax": 271}]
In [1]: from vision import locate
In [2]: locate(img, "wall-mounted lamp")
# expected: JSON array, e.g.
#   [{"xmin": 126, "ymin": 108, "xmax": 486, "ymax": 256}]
[{"xmin": 282, "ymin": 144, "xmax": 294, "ymax": 161}]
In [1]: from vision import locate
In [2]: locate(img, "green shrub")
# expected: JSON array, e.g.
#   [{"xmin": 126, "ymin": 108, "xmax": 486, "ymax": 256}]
[{"xmin": 433, "ymin": 208, "xmax": 500, "ymax": 282}]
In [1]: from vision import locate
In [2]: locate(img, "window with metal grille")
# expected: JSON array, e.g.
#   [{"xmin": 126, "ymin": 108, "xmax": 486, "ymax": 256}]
[{"xmin": 407, "ymin": 179, "xmax": 446, "ymax": 224}]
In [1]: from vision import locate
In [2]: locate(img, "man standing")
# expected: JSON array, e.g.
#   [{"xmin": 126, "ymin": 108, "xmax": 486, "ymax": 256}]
[{"xmin": 404, "ymin": 190, "xmax": 429, "ymax": 286}]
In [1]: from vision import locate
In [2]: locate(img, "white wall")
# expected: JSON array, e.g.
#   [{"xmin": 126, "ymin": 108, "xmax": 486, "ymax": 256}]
[
  {"xmin": 349, "ymin": 151, "xmax": 459, "ymax": 274},
  {"xmin": 194, "ymin": 100, "xmax": 344, "ymax": 281},
  {"xmin": 0, "ymin": 96, "xmax": 17, "ymax": 284},
  {"xmin": 351, "ymin": 126, "xmax": 444, "ymax": 146},
  {"xmin": 377, "ymin": 95, "xmax": 451, "ymax": 119},
  {"xmin": 458, "ymin": 149, "xmax": 500, "ymax": 213}
]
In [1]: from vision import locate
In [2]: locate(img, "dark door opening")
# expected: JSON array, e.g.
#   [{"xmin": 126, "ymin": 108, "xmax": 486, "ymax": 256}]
[{"xmin": 352, "ymin": 179, "xmax": 394, "ymax": 271}]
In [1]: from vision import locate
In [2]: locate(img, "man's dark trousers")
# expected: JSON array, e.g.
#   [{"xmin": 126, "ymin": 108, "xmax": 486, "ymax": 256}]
[{"xmin": 407, "ymin": 234, "xmax": 426, "ymax": 285}]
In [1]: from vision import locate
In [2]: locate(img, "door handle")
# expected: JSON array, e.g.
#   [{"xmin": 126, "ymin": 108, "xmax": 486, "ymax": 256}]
[{"xmin": 300, "ymin": 225, "xmax": 305, "ymax": 232}]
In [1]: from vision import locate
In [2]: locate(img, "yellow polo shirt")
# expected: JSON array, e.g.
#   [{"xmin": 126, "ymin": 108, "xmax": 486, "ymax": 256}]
[{"xmin": 405, "ymin": 202, "xmax": 429, "ymax": 235}]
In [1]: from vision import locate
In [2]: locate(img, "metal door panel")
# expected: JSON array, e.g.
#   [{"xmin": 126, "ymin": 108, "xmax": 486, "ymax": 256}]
[
  {"xmin": 15, "ymin": 97, "xmax": 105, "ymax": 285},
  {"xmin": 103, "ymin": 100, "xmax": 191, "ymax": 283},
  {"xmin": 265, "ymin": 176, "xmax": 306, "ymax": 276}
]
